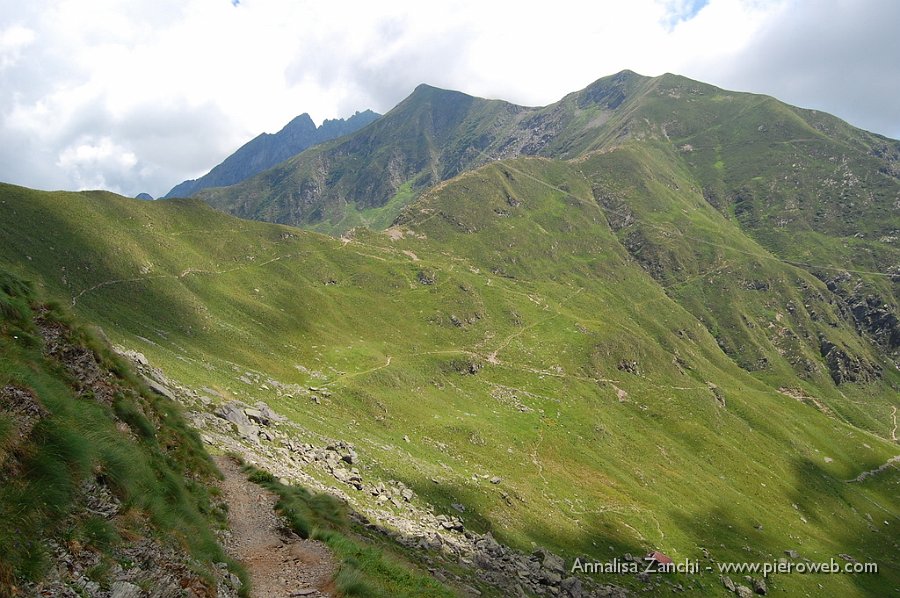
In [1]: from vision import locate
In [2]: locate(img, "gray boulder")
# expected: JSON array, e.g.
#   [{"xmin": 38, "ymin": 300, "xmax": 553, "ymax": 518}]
[
  {"xmin": 735, "ymin": 585, "xmax": 754, "ymax": 598},
  {"xmin": 243, "ymin": 407, "xmax": 270, "ymax": 426},
  {"xmin": 253, "ymin": 401, "xmax": 287, "ymax": 423},
  {"xmin": 110, "ymin": 581, "xmax": 142, "ymax": 598},
  {"xmin": 540, "ymin": 550, "xmax": 565, "ymax": 574},
  {"xmin": 561, "ymin": 576, "xmax": 582, "ymax": 597},
  {"xmin": 215, "ymin": 401, "xmax": 252, "ymax": 427}
]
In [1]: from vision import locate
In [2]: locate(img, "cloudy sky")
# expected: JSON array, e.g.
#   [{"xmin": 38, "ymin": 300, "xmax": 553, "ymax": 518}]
[{"xmin": 1, "ymin": 0, "xmax": 898, "ymax": 198}]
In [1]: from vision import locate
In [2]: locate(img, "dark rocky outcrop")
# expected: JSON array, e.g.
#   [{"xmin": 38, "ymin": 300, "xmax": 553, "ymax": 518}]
[{"xmin": 819, "ymin": 338, "xmax": 880, "ymax": 384}]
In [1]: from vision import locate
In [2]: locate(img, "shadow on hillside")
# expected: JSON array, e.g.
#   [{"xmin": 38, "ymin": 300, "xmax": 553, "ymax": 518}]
[
  {"xmin": 670, "ymin": 456, "xmax": 899, "ymax": 597},
  {"xmin": 1, "ymin": 191, "xmax": 207, "ymax": 346},
  {"xmin": 371, "ymin": 475, "xmax": 651, "ymax": 591}
]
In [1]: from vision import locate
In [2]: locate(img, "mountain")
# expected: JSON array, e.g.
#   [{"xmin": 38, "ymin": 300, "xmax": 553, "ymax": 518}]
[
  {"xmin": 1, "ymin": 153, "xmax": 897, "ymax": 595},
  {"xmin": 198, "ymin": 71, "xmax": 900, "ymax": 244},
  {"xmin": 1, "ymin": 70, "xmax": 898, "ymax": 597},
  {"xmin": 134, "ymin": 192, "xmax": 154, "ymax": 200},
  {"xmin": 197, "ymin": 71, "xmax": 899, "ymax": 379},
  {"xmin": 164, "ymin": 109, "xmax": 381, "ymax": 199},
  {"xmin": 196, "ymin": 84, "xmax": 524, "ymax": 231}
]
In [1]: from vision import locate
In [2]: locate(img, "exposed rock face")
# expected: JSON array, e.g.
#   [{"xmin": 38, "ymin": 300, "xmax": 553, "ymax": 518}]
[
  {"xmin": 822, "ymin": 272, "xmax": 900, "ymax": 362},
  {"xmin": 25, "ymin": 489, "xmax": 240, "ymax": 598},
  {"xmin": 594, "ymin": 192, "xmax": 634, "ymax": 231},
  {"xmin": 37, "ymin": 311, "xmax": 116, "ymax": 404},
  {"xmin": 819, "ymin": 338, "xmax": 880, "ymax": 384}
]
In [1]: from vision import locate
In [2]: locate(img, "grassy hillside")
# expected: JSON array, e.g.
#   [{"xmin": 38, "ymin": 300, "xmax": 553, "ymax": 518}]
[
  {"xmin": 2, "ymin": 178, "xmax": 897, "ymax": 596},
  {"xmin": 574, "ymin": 142, "xmax": 898, "ymax": 435},
  {"xmin": 607, "ymin": 75, "xmax": 899, "ymax": 350},
  {"xmin": 0, "ymin": 266, "xmax": 246, "ymax": 595}
]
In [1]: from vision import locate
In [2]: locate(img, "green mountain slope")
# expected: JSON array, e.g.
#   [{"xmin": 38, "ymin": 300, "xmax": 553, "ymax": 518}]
[
  {"xmin": 2, "ymin": 176, "xmax": 897, "ymax": 596},
  {"xmin": 195, "ymin": 74, "xmax": 900, "ymax": 381},
  {"xmin": 195, "ymin": 71, "xmax": 900, "ymax": 254},
  {"xmin": 0, "ymin": 267, "xmax": 246, "ymax": 595},
  {"xmin": 197, "ymin": 84, "xmax": 525, "ymax": 234},
  {"xmin": 574, "ymin": 141, "xmax": 897, "ymax": 433}
]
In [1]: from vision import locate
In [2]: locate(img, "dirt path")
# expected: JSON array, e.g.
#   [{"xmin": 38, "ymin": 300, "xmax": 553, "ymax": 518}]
[
  {"xmin": 891, "ymin": 405, "xmax": 897, "ymax": 442},
  {"xmin": 215, "ymin": 456, "xmax": 336, "ymax": 598}
]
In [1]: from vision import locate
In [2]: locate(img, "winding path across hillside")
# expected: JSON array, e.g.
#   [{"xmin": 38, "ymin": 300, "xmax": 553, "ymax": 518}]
[{"xmin": 215, "ymin": 456, "xmax": 336, "ymax": 598}]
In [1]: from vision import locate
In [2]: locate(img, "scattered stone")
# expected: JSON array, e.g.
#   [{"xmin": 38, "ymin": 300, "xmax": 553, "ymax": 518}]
[
  {"xmin": 253, "ymin": 401, "xmax": 286, "ymax": 423},
  {"xmin": 735, "ymin": 585, "xmax": 754, "ymax": 598},
  {"xmin": 110, "ymin": 581, "xmax": 142, "ymax": 598},
  {"xmin": 785, "ymin": 549, "xmax": 800, "ymax": 559},
  {"xmin": 214, "ymin": 401, "xmax": 261, "ymax": 441},
  {"xmin": 216, "ymin": 401, "xmax": 252, "ymax": 427},
  {"xmin": 752, "ymin": 577, "xmax": 768, "ymax": 595},
  {"xmin": 341, "ymin": 449, "xmax": 358, "ymax": 465},
  {"xmin": 143, "ymin": 377, "xmax": 176, "ymax": 400},
  {"xmin": 722, "ymin": 575, "xmax": 736, "ymax": 592},
  {"xmin": 243, "ymin": 407, "xmax": 271, "ymax": 426},
  {"xmin": 534, "ymin": 547, "xmax": 565, "ymax": 574},
  {"xmin": 560, "ymin": 576, "xmax": 582, "ymax": 598},
  {"xmin": 490, "ymin": 476, "xmax": 502, "ymax": 484},
  {"xmin": 617, "ymin": 360, "xmax": 640, "ymax": 375}
]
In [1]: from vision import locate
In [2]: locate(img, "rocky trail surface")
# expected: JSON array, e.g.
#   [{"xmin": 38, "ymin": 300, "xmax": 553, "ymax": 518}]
[{"xmin": 216, "ymin": 456, "xmax": 336, "ymax": 598}]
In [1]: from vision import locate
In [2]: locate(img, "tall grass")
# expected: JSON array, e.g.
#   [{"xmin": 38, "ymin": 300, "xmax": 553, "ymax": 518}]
[{"xmin": 0, "ymin": 268, "xmax": 246, "ymax": 593}]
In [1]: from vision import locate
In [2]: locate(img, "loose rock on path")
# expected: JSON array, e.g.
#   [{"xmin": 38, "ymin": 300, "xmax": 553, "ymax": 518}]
[{"xmin": 216, "ymin": 456, "xmax": 336, "ymax": 598}]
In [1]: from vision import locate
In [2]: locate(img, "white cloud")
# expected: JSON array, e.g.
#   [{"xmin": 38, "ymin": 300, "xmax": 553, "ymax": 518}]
[
  {"xmin": 0, "ymin": 24, "xmax": 35, "ymax": 69},
  {"xmin": 57, "ymin": 136, "xmax": 138, "ymax": 192},
  {"xmin": 0, "ymin": 0, "xmax": 896, "ymax": 198}
]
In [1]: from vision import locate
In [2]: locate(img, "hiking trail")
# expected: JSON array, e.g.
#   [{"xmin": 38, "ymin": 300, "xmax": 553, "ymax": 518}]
[{"xmin": 216, "ymin": 456, "xmax": 336, "ymax": 598}]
